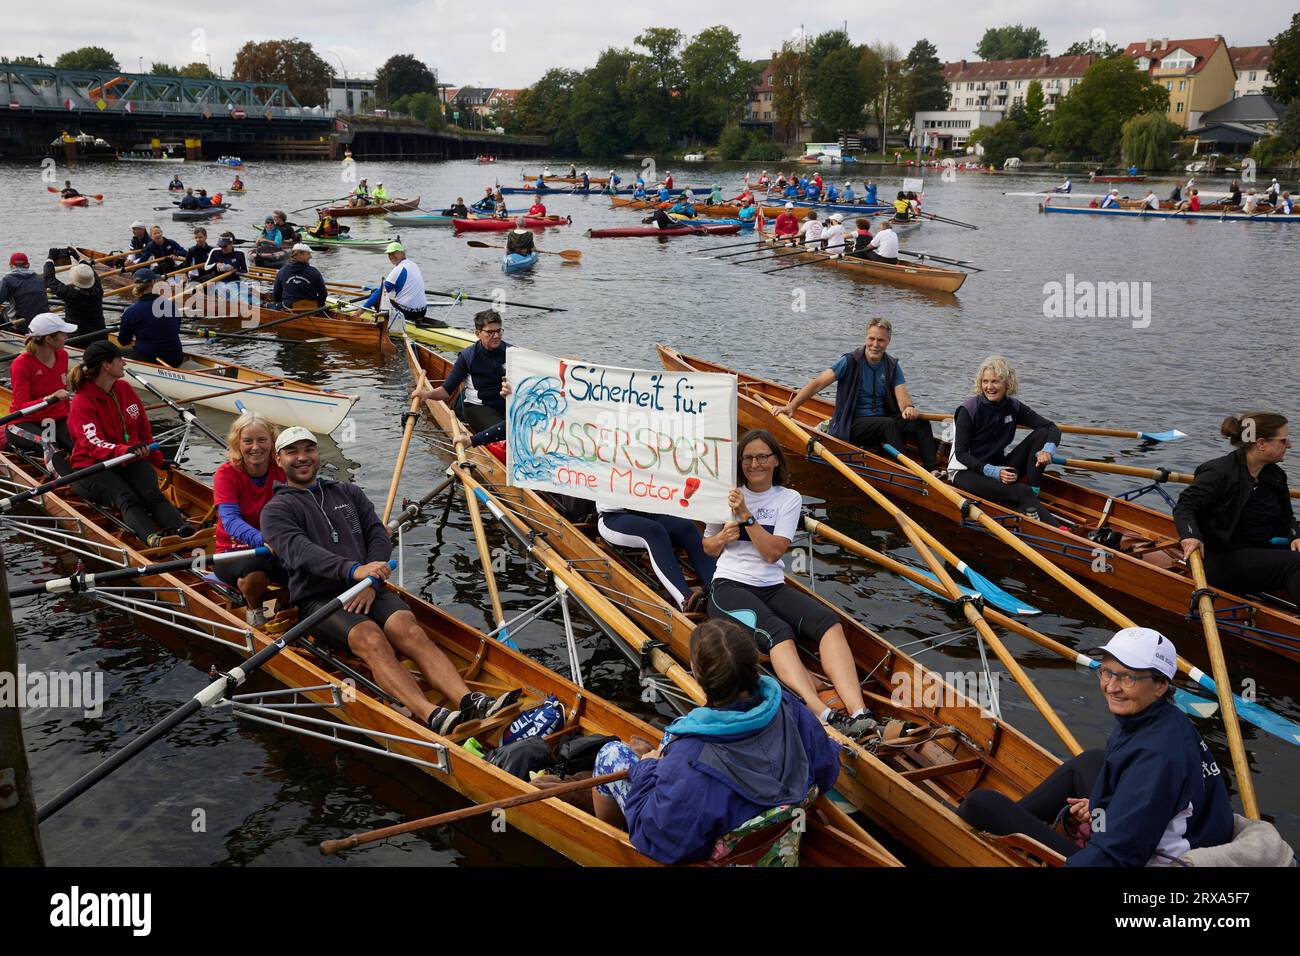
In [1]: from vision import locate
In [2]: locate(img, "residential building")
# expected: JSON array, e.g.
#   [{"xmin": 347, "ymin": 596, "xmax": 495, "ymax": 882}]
[
  {"xmin": 488, "ymin": 89, "xmax": 522, "ymax": 113},
  {"xmin": 1229, "ymin": 46, "xmax": 1273, "ymax": 98},
  {"xmin": 1122, "ymin": 36, "xmax": 1236, "ymax": 128},
  {"xmin": 1186, "ymin": 93, "xmax": 1283, "ymax": 155},
  {"xmin": 913, "ymin": 110, "xmax": 1001, "ymax": 151},
  {"xmin": 743, "ymin": 58, "xmax": 776, "ymax": 136},
  {"xmin": 326, "ymin": 76, "xmax": 377, "ymax": 114}
]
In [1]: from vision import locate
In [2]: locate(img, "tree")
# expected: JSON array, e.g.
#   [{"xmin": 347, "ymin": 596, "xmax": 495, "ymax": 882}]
[
  {"xmin": 54, "ymin": 47, "xmax": 120, "ymax": 71},
  {"xmin": 805, "ymin": 29, "xmax": 852, "ymax": 94},
  {"xmin": 718, "ymin": 122, "xmax": 750, "ymax": 159},
  {"xmin": 867, "ymin": 42, "xmax": 903, "ymax": 145},
  {"xmin": 975, "ymin": 25, "xmax": 1047, "ymax": 61},
  {"xmin": 152, "ymin": 62, "xmax": 216, "ymax": 79},
  {"xmin": 1269, "ymin": 13, "xmax": 1300, "ymax": 104},
  {"xmin": 809, "ymin": 46, "xmax": 868, "ymax": 138},
  {"xmin": 569, "ymin": 48, "xmax": 640, "ymax": 156},
  {"xmin": 771, "ymin": 47, "xmax": 805, "ymax": 144},
  {"xmin": 972, "ymin": 119, "xmax": 1029, "ymax": 166},
  {"xmin": 627, "ymin": 27, "xmax": 684, "ymax": 148},
  {"xmin": 391, "ymin": 91, "xmax": 444, "ymax": 127},
  {"xmin": 375, "ymin": 54, "xmax": 437, "ymax": 105},
  {"xmin": 1024, "ymin": 79, "xmax": 1045, "ymax": 130},
  {"xmin": 899, "ymin": 39, "xmax": 948, "ymax": 130},
  {"xmin": 6, "ymin": 56, "xmax": 42, "ymax": 67},
  {"xmin": 1051, "ymin": 57, "xmax": 1168, "ymax": 160},
  {"xmin": 680, "ymin": 26, "xmax": 750, "ymax": 144},
  {"xmin": 1120, "ymin": 112, "xmax": 1180, "ymax": 169},
  {"xmin": 232, "ymin": 38, "xmax": 332, "ymax": 107},
  {"xmin": 1062, "ymin": 37, "xmax": 1121, "ymax": 58},
  {"xmin": 517, "ymin": 68, "xmax": 580, "ymax": 152}
]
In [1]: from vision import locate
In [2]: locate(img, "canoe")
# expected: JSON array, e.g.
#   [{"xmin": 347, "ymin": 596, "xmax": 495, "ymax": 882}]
[
  {"xmin": 524, "ymin": 174, "xmax": 611, "ymax": 186},
  {"xmin": 253, "ymin": 249, "xmax": 289, "ymax": 268},
  {"xmin": 611, "ymin": 196, "xmax": 813, "ymax": 219},
  {"xmin": 228, "ymin": 187, "xmax": 246, "ymax": 194},
  {"xmin": 502, "ymin": 252, "xmax": 538, "ymax": 274},
  {"xmin": 315, "ymin": 295, "xmax": 477, "ymax": 353},
  {"xmin": 669, "ymin": 215, "xmax": 753, "ymax": 230},
  {"xmin": 0, "ymin": 397, "xmax": 893, "ymax": 868},
  {"xmin": 179, "ymin": 286, "xmax": 391, "ymax": 352},
  {"xmin": 453, "ymin": 216, "xmax": 571, "ymax": 233},
  {"xmin": 1041, "ymin": 202, "xmax": 1300, "ymax": 223},
  {"xmin": 0, "ymin": 330, "xmax": 357, "ymax": 434},
  {"xmin": 587, "ymin": 223, "xmax": 741, "ymax": 238},
  {"xmin": 408, "ymin": 342, "xmax": 1065, "ymax": 867},
  {"xmin": 386, "ymin": 212, "xmax": 471, "ymax": 227},
  {"xmin": 60, "ymin": 196, "xmax": 89, "ymax": 207},
  {"xmin": 319, "ymin": 196, "xmax": 421, "ymax": 217},
  {"xmin": 656, "ymin": 346, "xmax": 1300, "ymax": 663},
  {"xmin": 752, "ymin": 232, "xmax": 966, "ymax": 293},
  {"xmin": 1091, "ymin": 175, "xmax": 1145, "ymax": 183},
  {"xmin": 172, "ymin": 204, "xmax": 231, "ymax": 221},
  {"xmin": 304, "ymin": 235, "xmax": 397, "ymax": 251}
]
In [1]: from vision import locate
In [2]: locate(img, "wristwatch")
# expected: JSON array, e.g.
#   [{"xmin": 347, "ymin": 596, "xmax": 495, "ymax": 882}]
[{"xmin": 742, "ymin": 516, "xmax": 757, "ymax": 528}]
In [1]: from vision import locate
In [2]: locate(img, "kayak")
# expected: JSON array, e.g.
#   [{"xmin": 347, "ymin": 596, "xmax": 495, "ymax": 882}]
[
  {"xmin": 173, "ymin": 203, "xmax": 231, "ymax": 221},
  {"xmin": 60, "ymin": 196, "xmax": 89, "ymax": 207},
  {"xmin": 670, "ymin": 215, "xmax": 752, "ymax": 230},
  {"xmin": 502, "ymin": 252, "xmax": 538, "ymax": 274},
  {"xmin": 586, "ymin": 223, "xmax": 742, "ymax": 238},
  {"xmin": 385, "ymin": 212, "xmax": 476, "ymax": 227},
  {"xmin": 453, "ymin": 216, "xmax": 571, "ymax": 232},
  {"xmin": 304, "ymin": 234, "xmax": 396, "ymax": 250},
  {"xmin": 228, "ymin": 187, "xmax": 246, "ymax": 194},
  {"xmin": 253, "ymin": 248, "xmax": 289, "ymax": 268}
]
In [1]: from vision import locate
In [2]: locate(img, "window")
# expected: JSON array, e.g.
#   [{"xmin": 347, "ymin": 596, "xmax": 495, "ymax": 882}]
[
  {"xmin": 1250, "ymin": 71, "xmax": 1257, "ymax": 81},
  {"xmin": 1161, "ymin": 53, "xmax": 1195, "ymax": 70},
  {"xmin": 1176, "ymin": 102, "xmax": 1184, "ymax": 113},
  {"xmin": 1136, "ymin": 57, "xmax": 1150, "ymax": 70},
  {"xmin": 764, "ymin": 111, "xmax": 771, "ymax": 120},
  {"xmin": 1178, "ymin": 81, "xmax": 1186, "ymax": 91},
  {"xmin": 1166, "ymin": 81, "xmax": 1173, "ymax": 90}
]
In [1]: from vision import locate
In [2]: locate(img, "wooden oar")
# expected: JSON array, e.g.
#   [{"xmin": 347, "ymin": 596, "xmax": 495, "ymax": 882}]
[
  {"xmin": 53, "ymin": 250, "xmax": 132, "ymax": 273},
  {"xmin": 726, "ymin": 245, "xmax": 809, "ymax": 266},
  {"xmin": 465, "ymin": 240, "xmax": 581, "ymax": 260},
  {"xmin": 244, "ymin": 267, "xmax": 567, "ymax": 313},
  {"xmin": 919, "ymin": 412, "xmax": 1186, "ymax": 444},
  {"xmin": 382, "ymin": 339, "xmax": 427, "ymax": 525},
  {"xmin": 762, "ymin": 252, "xmax": 840, "ymax": 274},
  {"xmin": 97, "ymin": 256, "xmax": 169, "ymax": 281},
  {"xmin": 1187, "ymin": 550, "xmax": 1260, "ymax": 817},
  {"xmin": 320, "ymin": 770, "xmax": 630, "ymax": 855},
  {"xmin": 100, "ymin": 261, "xmax": 193, "ymax": 298},
  {"xmin": 288, "ymin": 194, "xmax": 351, "ymax": 215},
  {"xmin": 754, "ymin": 394, "xmax": 1038, "ymax": 616},
  {"xmin": 1048, "ymin": 454, "xmax": 1300, "ymax": 501},
  {"xmin": 898, "ymin": 250, "xmax": 984, "ymax": 272},
  {"xmin": 880, "ymin": 441, "xmax": 1300, "ymax": 748}
]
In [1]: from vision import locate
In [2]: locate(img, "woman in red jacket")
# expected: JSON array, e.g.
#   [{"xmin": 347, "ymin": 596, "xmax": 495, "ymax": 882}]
[
  {"xmin": 5, "ymin": 312, "xmax": 78, "ymax": 469},
  {"xmin": 66, "ymin": 340, "xmax": 191, "ymax": 546}
]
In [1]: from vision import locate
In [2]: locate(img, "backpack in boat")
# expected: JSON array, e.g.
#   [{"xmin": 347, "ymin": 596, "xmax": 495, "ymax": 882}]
[
  {"xmin": 486, "ymin": 736, "xmax": 553, "ymax": 781},
  {"xmin": 551, "ymin": 733, "xmax": 620, "ymax": 778},
  {"xmin": 548, "ymin": 493, "xmax": 595, "ymax": 524},
  {"xmin": 502, "ymin": 694, "xmax": 565, "ymax": 744}
]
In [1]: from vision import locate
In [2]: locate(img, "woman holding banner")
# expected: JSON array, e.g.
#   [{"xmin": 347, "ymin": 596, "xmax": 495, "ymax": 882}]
[{"xmin": 702, "ymin": 429, "xmax": 877, "ymax": 740}]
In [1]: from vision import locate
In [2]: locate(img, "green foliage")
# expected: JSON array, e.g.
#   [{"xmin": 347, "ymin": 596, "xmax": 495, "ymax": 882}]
[
  {"xmin": 680, "ymin": 26, "xmax": 750, "ymax": 142},
  {"xmin": 627, "ymin": 27, "xmax": 684, "ymax": 149},
  {"xmin": 900, "ymin": 39, "xmax": 948, "ymax": 120},
  {"xmin": 718, "ymin": 122, "xmax": 749, "ymax": 159},
  {"xmin": 974, "ymin": 119, "xmax": 1030, "ymax": 166},
  {"xmin": 5, "ymin": 56, "xmax": 42, "ymax": 67},
  {"xmin": 1120, "ymin": 112, "xmax": 1180, "ymax": 169},
  {"xmin": 975, "ymin": 25, "xmax": 1047, "ymax": 61},
  {"xmin": 810, "ymin": 46, "xmax": 868, "ymax": 137},
  {"xmin": 1269, "ymin": 13, "xmax": 1300, "ymax": 104},
  {"xmin": 375, "ymin": 54, "xmax": 437, "ymax": 104},
  {"xmin": 516, "ymin": 68, "xmax": 579, "ymax": 152},
  {"xmin": 745, "ymin": 137, "xmax": 785, "ymax": 161},
  {"xmin": 1021, "ymin": 146, "xmax": 1045, "ymax": 162},
  {"xmin": 1051, "ymin": 57, "xmax": 1168, "ymax": 160},
  {"xmin": 1248, "ymin": 134, "xmax": 1299, "ymax": 168},
  {"xmin": 1024, "ymin": 79, "xmax": 1045, "ymax": 130},
  {"xmin": 391, "ymin": 91, "xmax": 444, "ymax": 127},
  {"xmin": 232, "ymin": 38, "xmax": 332, "ymax": 106},
  {"xmin": 772, "ymin": 47, "xmax": 805, "ymax": 144},
  {"xmin": 1062, "ymin": 37, "xmax": 1122, "ymax": 57},
  {"xmin": 55, "ymin": 47, "xmax": 120, "ymax": 71},
  {"xmin": 569, "ymin": 48, "xmax": 639, "ymax": 156}
]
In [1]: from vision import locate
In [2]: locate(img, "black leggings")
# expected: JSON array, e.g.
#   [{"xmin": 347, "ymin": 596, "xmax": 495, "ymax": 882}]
[
  {"xmin": 707, "ymin": 578, "xmax": 839, "ymax": 652},
  {"xmin": 951, "ymin": 425, "xmax": 1053, "ymax": 516},
  {"xmin": 1207, "ymin": 547, "xmax": 1300, "ymax": 605},
  {"xmin": 462, "ymin": 401, "xmax": 504, "ymax": 435},
  {"xmin": 74, "ymin": 458, "xmax": 187, "ymax": 541},
  {"xmin": 956, "ymin": 748, "xmax": 1104, "ymax": 857},
  {"xmin": 850, "ymin": 415, "xmax": 938, "ymax": 470}
]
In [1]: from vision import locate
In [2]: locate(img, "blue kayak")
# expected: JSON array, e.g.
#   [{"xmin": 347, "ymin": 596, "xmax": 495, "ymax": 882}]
[{"xmin": 502, "ymin": 252, "xmax": 538, "ymax": 274}]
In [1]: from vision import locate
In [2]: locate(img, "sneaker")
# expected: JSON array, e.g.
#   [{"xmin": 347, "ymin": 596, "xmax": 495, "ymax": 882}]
[
  {"xmin": 826, "ymin": 711, "xmax": 880, "ymax": 741},
  {"xmin": 245, "ymin": 607, "xmax": 267, "ymax": 628},
  {"xmin": 460, "ymin": 688, "xmax": 522, "ymax": 723},
  {"xmin": 144, "ymin": 532, "xmax": 163, "ymax": 548},
  {"xmin": 425, "ymin": 706, "xmax": 463, "ymax": 735},
  {"xmin": 682, "ymin": 588, "xmax": 707, "ymax": 614},
  {"xmin": 173, "ymin": 524, "xmax": 196, "ymax": 538}
]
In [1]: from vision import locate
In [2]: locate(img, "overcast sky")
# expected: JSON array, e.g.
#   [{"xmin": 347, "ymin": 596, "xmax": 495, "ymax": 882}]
[{"xmin": 2, "ymin": 2, "xmax": 1290, "ymax": 89}]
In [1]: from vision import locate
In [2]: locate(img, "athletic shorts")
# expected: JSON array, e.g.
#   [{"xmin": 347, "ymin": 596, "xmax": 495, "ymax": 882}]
[
  {"xmin": 706, "ymin": 578, "xmax": 838, "ymax": 652},
  {"xmin": 213, "ymin": 551, "xmax": 288, "ymax": 588},
  {"xmin": 298, "ymin": 588, "xmax": 407, "ymax": 649}
]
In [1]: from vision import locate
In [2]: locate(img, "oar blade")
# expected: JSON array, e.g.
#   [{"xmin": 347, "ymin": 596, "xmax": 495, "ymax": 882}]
[
  {"xmin": 901, "ymin": 568, "xmax": 978, "ymax": 604},
  {"xmin": 1173, "ymin": 687, "xmax": 1220, "ymax": 720},
  {"xmin": 1138, "ymin": 429, "xmax": 1187, "ymax": 443},
  {"xmin": 956, "ymin": 563, "xmax": 1042, "ymax": 616},
  {"xmin": 1190, "ymin": 670, "xmax": 1300, "ymax": 745}
]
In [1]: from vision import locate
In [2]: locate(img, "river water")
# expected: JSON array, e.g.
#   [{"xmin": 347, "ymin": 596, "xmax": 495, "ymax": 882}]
[{"xmin": 3, "ymin": 157, "xmax": 1297, "ymax": 864}]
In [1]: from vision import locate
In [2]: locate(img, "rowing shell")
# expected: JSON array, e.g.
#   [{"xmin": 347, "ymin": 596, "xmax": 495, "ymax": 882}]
[
  {"xmin": 611, "ymin": 196, "xmax": 813, "ymax": 220},
  {"xmin": 657, "ymin": 346, "xmax": 1300, "ymax": 663},
  {"xmin": 1041, "ymin": 201, "xmax": 1300, "ymax": 224},
  {"xmin": 754, "ymin": 232, "xmax": 965, "ymax": 294},
  {"xmin": 410, "ymin": 341, "xmax": 1066, "ymax": 867}
]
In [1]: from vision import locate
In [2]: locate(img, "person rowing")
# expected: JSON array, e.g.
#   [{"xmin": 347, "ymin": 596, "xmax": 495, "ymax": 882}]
[
  {"xmin": 413, "ymin": 309, "xmax": 508, "ymax": 440},
  {"xmin": 204, "ymin": 234, "xmax": 249, "ymax": 304},
  {"xmin": 271, "ymin": 210, "xmax": 300, "ymax": 245},
  {"xmin": 892, "ymin": 191, "xmax": 911, "ymax": 222},
  {"xmin": 526, "ymin": 197, "xmax": 547, "ymax": 218},
  {"xmin": 231, "ymin": 175, "xmax": 244, "ymax": 191},
  {"xmin": 822, "ymin": 212, "xmax": 846, "ymax": 254},
  {"xmin": 842, "ymin": 181, "xmax": 855, "ymax": 203},
  {"xmin": 709, "ymin": 183, "xmax": 723, "ymax": 205},
  {"xmin": 702, "ymin": 429, "xmax": 876, "ymax": 738},
  {"xmin": 670, "ymin": 192, "xmax": 697, "ymax": 219},
  {"xmin": 181, "ymin": 226, "xmax": 213, "ymax": 274},
  {"xmin": 3, "ymin": 312, "xmax": 77, "ymax": 467},
  {"xmin": 372, "ymin": 182, "xmax": 390, "ymax": 204},
  {"xmin": 647, "ymin": 206, "xmax": 678, "ymax": 230},
  {"xmin": 957, "ymin": 626, "xmax": 1233, "ymax": 865},
  {"xmin": 798, "ymin": 210, "xmax": 823, "ymax": 248},
  {"xmin": 1278, "ymin": 191, "xmax": 1294, "ymax": 214},
  {"xmin": 772, "ymin": 202, "xmax": 800, "ymax": 241},
  {"xmin": 1174, "ymin": 411, "xmax": 1300, "ymax": 608},
  {"xmin": 948, "ymin": 355, "xmax": 1060, "ymax": 520},
  {"xmin": 140, "ymin": 225, "xmax": 186, "ymax": 274},
  {"xmin": 441, "ymin": 196, "xmax": 470, "ymax": 218},
  {"xmin": 307, "ymin": 212, "xmax": 343, "ymax": 238},
  {"xmin": 823, "ymin": 182, "xmax": 838, "ymax": 204},
  {"xmin": 1099, "ymin": 189, "xmax": 1121, "ymax": 209},
  {"xmin": 471, "ymin": 187, "xmax": 495, "ymax": 212},
  {"xmin": 591, "ymin": 618, "xmax": 842, "ymax": 864},
  {"xmin": 1053, "ymin": 176, "xmax": 1072, "ymax": 194},
  {"xmin": 260, "ymin": 426, "xmax": 517, "ymax": 733},
  {"xmin": 196, "ymin": 188, "xmax": 214, "ymax": 209},
  {"xmin": 66, "ymin": 340, "xmax": 193, "ymax": 547},
  {"xmin": 863, "ymin": 220, "xmax": 898, "ymax": 264},
  {"xmin": 782, "ymin": 179, "xmax": 800, "ymax": 199},
  {"xmin": 350, "ymin": 178, "xmax": 371, "ymax": 207},
  {"xmin": 362, "ymin": 242, "xmax": 427, "ymax": 334},
  {"xmin": 505, "ymin": 218, "xmax": 536, "ymax": 258},
  {"xmin": 213, "ymin": 412, "xmax": 289, "ymax": 626},
  {"xmin": 1242, "ymin": 188, "xmax": 1260, "ymax": 214},
  {"xmin": 1167, "ymin": 182, "xmax": 1182, "ymax": 204},
  {"xmin": 632, "ymin": 182, "xmax": 647, "ymax": 201},
  {"xmin": 656, "ymin": 182, "xmax": 672, "ymax": 204},
  {"xmin": 60, "ymin": 179, "xmax": 80, "ymax": 200},
  {"xmin": 864, "ymin": 181, "xmax": 878, "ymax": 206},
  {"xmin": 117, "ymin": 269, "xmax": 183, "ymax": 368},
  {"xmin": 579, "ymin": 169, "xmax": 590, "ymax": 191},
  {"xmin": 847, "ymin": 219, "xmax": 872, "ymax": 258},
  {"xmin": 736, "ymin": 197, "xmax": 756, "ymax": 225},
  {"xmin": 43, "ymin": 248, "xmax": 107, "ymax": 344},
  {"xmin": 567, "ymin": 162, "xmax": 577, "ymax": 179},
  {"xmin": 778, "ymin": 317, "xmax": 940, "ymax": 474},
  {"xmin": 178, "ymin": 187, "xmax": 201, "ymax": 210},
  {"xmin": 271, "ymin": 244, "xmax": 327, "ymax": 310},
  {"xmin": 1139, "ymin": 189, "xmax": 1160, "ymax": 211},
  {"xmin": 168, "ymin": 175, "xmax": 184, "ymax": 191},
  {"xmin": 0, "ymin": 252, "xmax": 49, "ymax": 323},
  {"xmin": 1266, "ymin": 177, "xmax": 1281, "ymax": 204},
  {"xmin": 1225, "ymin": 180, "xmax": 1242, "ymax": 208}
]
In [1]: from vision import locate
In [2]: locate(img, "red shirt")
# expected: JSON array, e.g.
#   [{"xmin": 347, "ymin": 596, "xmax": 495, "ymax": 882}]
[
  {"xmin": 1189, "ymin": 195, "xmax": 1201, "ymax": 211},
  {"xmin": 664, "ymin": 175, "xmax": 673, "ymax": 189},
  {"xmin": 7, "ymin": 349, "xmax": 70, "ymax": 432},
  {"xmin": 774, "ymin": 213, "xmax": 800, "ymax": 236},
  {"xmin": 528, "ymin": 202, "xmax": 546, "ymax": 217},
  {"xmin": 67, "ymin": 378, "xmax": 162, "ymax": 469},
  {"xmin": 213, "ymin": 459, "xmax": 287, "ymax": 552}
]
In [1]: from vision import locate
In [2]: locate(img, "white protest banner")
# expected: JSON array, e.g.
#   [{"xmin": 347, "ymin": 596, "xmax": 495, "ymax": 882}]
[
  {"xmin": 504, "ymin": 348, "xmax": 737, "ymax": 521},
  {"xmin": 902, "ymin": 177, "xmax": 924, "ymax": 194}
]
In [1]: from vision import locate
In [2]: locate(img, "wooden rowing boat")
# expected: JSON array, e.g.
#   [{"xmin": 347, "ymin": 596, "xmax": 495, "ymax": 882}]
[
  {"xmin": 611, "ymin": 196, "xmax": 813, "ymax": 220},
  {"xmin": 0, "ymin": 393, "xmax": 891, "ymax": 868},
  {"xmin": 0, "ymin": 330, "xmax": 357, "ymax": 434},
  {"xmin": 409, "ymin": 342, "xmax": 1066, "ymax": 866},
  {"xmin": 656, "ymin": 346, "xmax": 1300, "ymax": 663},
  {"xmin": 754, "ymin": 232, "xmax": 966, "ymax": 293},
  {"xmin": 525, "ymin": 174, "xmax": 610, "ymax": 186},
  {"xmin": 319, "ymin": 196, "xmax": 421, "ymax": 217}
]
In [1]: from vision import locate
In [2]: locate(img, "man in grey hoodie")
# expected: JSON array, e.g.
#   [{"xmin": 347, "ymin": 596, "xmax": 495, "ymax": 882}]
[
  {"xmin": 0, "ymin": 252, "xmax": 50, "ymax": 323},
  {"xmin": 260, "ymin": 426, "xmax": 517, "ymax": 734}
]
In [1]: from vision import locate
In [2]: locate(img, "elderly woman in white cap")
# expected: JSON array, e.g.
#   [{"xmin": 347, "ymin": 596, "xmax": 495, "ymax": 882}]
[
  {"xmin": 42, "ymin": 248, "xmax": 106, "ymax": 343},
  {"xmin": 823, "ymin": 213, "xmax": 847, "ymax": 254},
  {"xmin": 956, "ymin": 626, "xmax": 1234, "ymax": 866},
  {"xmin": 271, "ymin": 243, "xmax": 327, "ymax": 310},
  {"xmin": 127, "ymin": 221, "xmax": 149, "ymax": 261},
  {"xmin": 4, "ymin": 312, "xmax": 78, "ymax": 465}
]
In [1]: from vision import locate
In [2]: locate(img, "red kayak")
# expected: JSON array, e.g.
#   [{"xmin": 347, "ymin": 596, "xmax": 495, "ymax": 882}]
[
  {"xmin": 586, "ymin": 223, "xmax": 742, "ymax": 238},
  {"xmin": 60, "ymin": 196, "xmax": 89, "ymax": 207},
  {"xmin": 453, "ymin": 216, "xmax": 571, "ymax": 232}
]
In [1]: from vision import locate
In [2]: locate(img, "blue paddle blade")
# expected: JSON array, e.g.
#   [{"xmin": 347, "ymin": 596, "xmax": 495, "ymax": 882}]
[
  {"xmin": 955, "ymin": 562, "xmax": 1042, "ymax": 616},
  {"xmin": 1188, "ymin": 671, "xmax": 1300, "ymax": 746},
  {"xmin": 1138, "ymin": 429, "xmax": 1187, "ymax": 442},
  {"xmin": 1173, "ymin": 687, "xmax": 1220, "ymax": 720},
  {"xmin": 497, "ymin": 627, "xmax": 520, "ymax": 651},
  {"xmin": 902, "ymin": 569, "xmax": 980, "ymax": 603}
]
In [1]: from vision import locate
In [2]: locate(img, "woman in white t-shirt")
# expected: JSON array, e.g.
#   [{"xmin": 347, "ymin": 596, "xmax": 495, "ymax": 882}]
[{"xmin": 702, "ymin": 429, "xmax": 876, "ymax": 739}]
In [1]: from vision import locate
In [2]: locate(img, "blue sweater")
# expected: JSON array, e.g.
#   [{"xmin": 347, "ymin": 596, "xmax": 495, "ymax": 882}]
[
  {"xmin": 621, "ymin": 677, "xmax": 841, "ymax": 864},
  {"xmin": 1068, "ymin": 698, "xmax": 1233, "ymax": 866},
  {"xmin": 117, "ymin": 294, "xmax": 183, "ymax": 366}
]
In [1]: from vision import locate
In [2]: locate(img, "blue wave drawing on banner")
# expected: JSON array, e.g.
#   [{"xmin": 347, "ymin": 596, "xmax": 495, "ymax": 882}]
[{"xmin": 509, "ymin": 375, "xmax": 580, "ymax": 483}]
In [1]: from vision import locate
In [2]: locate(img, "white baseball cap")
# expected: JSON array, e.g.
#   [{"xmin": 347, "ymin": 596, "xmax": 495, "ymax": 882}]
[
  {"xmin": 1091, "ymin": 627, "xmax": 1177, "ymax": 679},
  {"xmin": 784, "ymin": 202, "xmax": 794, "ymax": 209},
  {"xmin": 130, "ymin": 220, "xmax": 146, "ymax": 229},
  {"xmin": 291, "ymin": 242, "xmax": 312, "ymax": 254},
  {"xmin": 830, "ymin": 213, "xmax": 843, "ymax": 222},
  {"xmin": 275, "ymin": 425, "xmax": 319, "ymax": 452},
  {"xmin": 28, "ymin": 312, "xmax": 78, "ymax": 336}
]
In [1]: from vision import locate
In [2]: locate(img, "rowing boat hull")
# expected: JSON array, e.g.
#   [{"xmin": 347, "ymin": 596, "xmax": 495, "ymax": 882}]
[
  {"xmin": 386, "ymin": 213, "xmax": 460, "ymax": 227},
  {"xmin": 657, "ymin": 346, "xmax": 1300, "ymax": 662},
  {"xmin": 1091, "ymin": 176, "xmax": 1145, "ymax": 183},
  {"xmin": 611, "ymin": 196, "xmax": 811, "ymax": 219},
  {"xmin": 1041, "ymin": 202, "xmax": 1300, "ymax": 224},
  {"xmin": 172, "ymin": 204, "xmax": 231, "ymax": 221},
  {"xmin": 587, "ymin": 224, "xmax": 741, "ymax": 238},
  {"xmin": 502, "ymin": 252, "xmax": 538, "ymax": 274},
  {"xmin": 304, "ymin": 235, "xmax": 396, "ymax": 250},
  {"xmin": 60, "ymin": 196, "xmax": 89, "ymax": 207},
  {"xmin": 410, "ymin": 343, "xmax": 1065, "ymax": 866},
  {"xmin": 320, "ymin": 197, "xmax": 421, "ymax": 217},
  {"xmin": 755, "ymin": 233, "xmax": 966, "ymax": 293},
  {"xmin": 524, "ymin": 175, "xmax": 611, "ymax": 185},
  {"xmin": 184, "ymin": 291, "xmax": 390, "ymax": 352},
  {"xmin": 453, "ymin": 217, "xmax": 570, "ymax": 232}
]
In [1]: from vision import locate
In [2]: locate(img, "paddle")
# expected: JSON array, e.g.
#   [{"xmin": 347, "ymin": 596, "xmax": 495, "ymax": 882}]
[
  {"xmin": 53, "ymin": 250, "xmax": 131, "ymax": 273},
  {"xmin": 465, "ymin": 240, "xmax": 581, "ymax": 261},
  {"xmin": 919, "ymin": 413, "xmax": 1186, "ymax": 444},
  {"xmin": 897, "ymin": 250, "xmax": 983, "ymax": 272},
  {"xmin": 48, "ymin": 186, "xmax": 103, "ymax": 202},
  {"xmin": 1048, "ymin": 453, "xmax": 1300, "ymax": 501},
  {"xmin": 289, "ymin": 194, "xmax": 352, "ymax": 215},
  {"xmin": 37, "ymin": 565, "xmax": 397, "ymax": 821},
  {"xmin": 0, "ymin": 397, "xmax": 57, "ymax": 429},
  {"xmin": 10, "ymin": 546, "xmax": 269, "ymax": 598},
  {"xmin": 919, "ymin": 211, "xmax": 977, "ymax": 230},
  {"xmin": 0, "ymin": 443, "xmax": 159, "ymax": 513},
  {"xmin": 320, "ymin": 769, "xmax": 630, "ymax": 855},
  {"xmin": 880, "ymin": 442, "xmax": 1300, "ymax": 748},
  {"xmin": 762, "ymin": 252, "xmax": 840, "ymax": 274}
]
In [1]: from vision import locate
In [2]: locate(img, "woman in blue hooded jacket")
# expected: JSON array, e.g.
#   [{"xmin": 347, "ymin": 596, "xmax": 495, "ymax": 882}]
[{"xmin": 591, "ymin": 618, "xmax": 841, "ymax": 865}]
